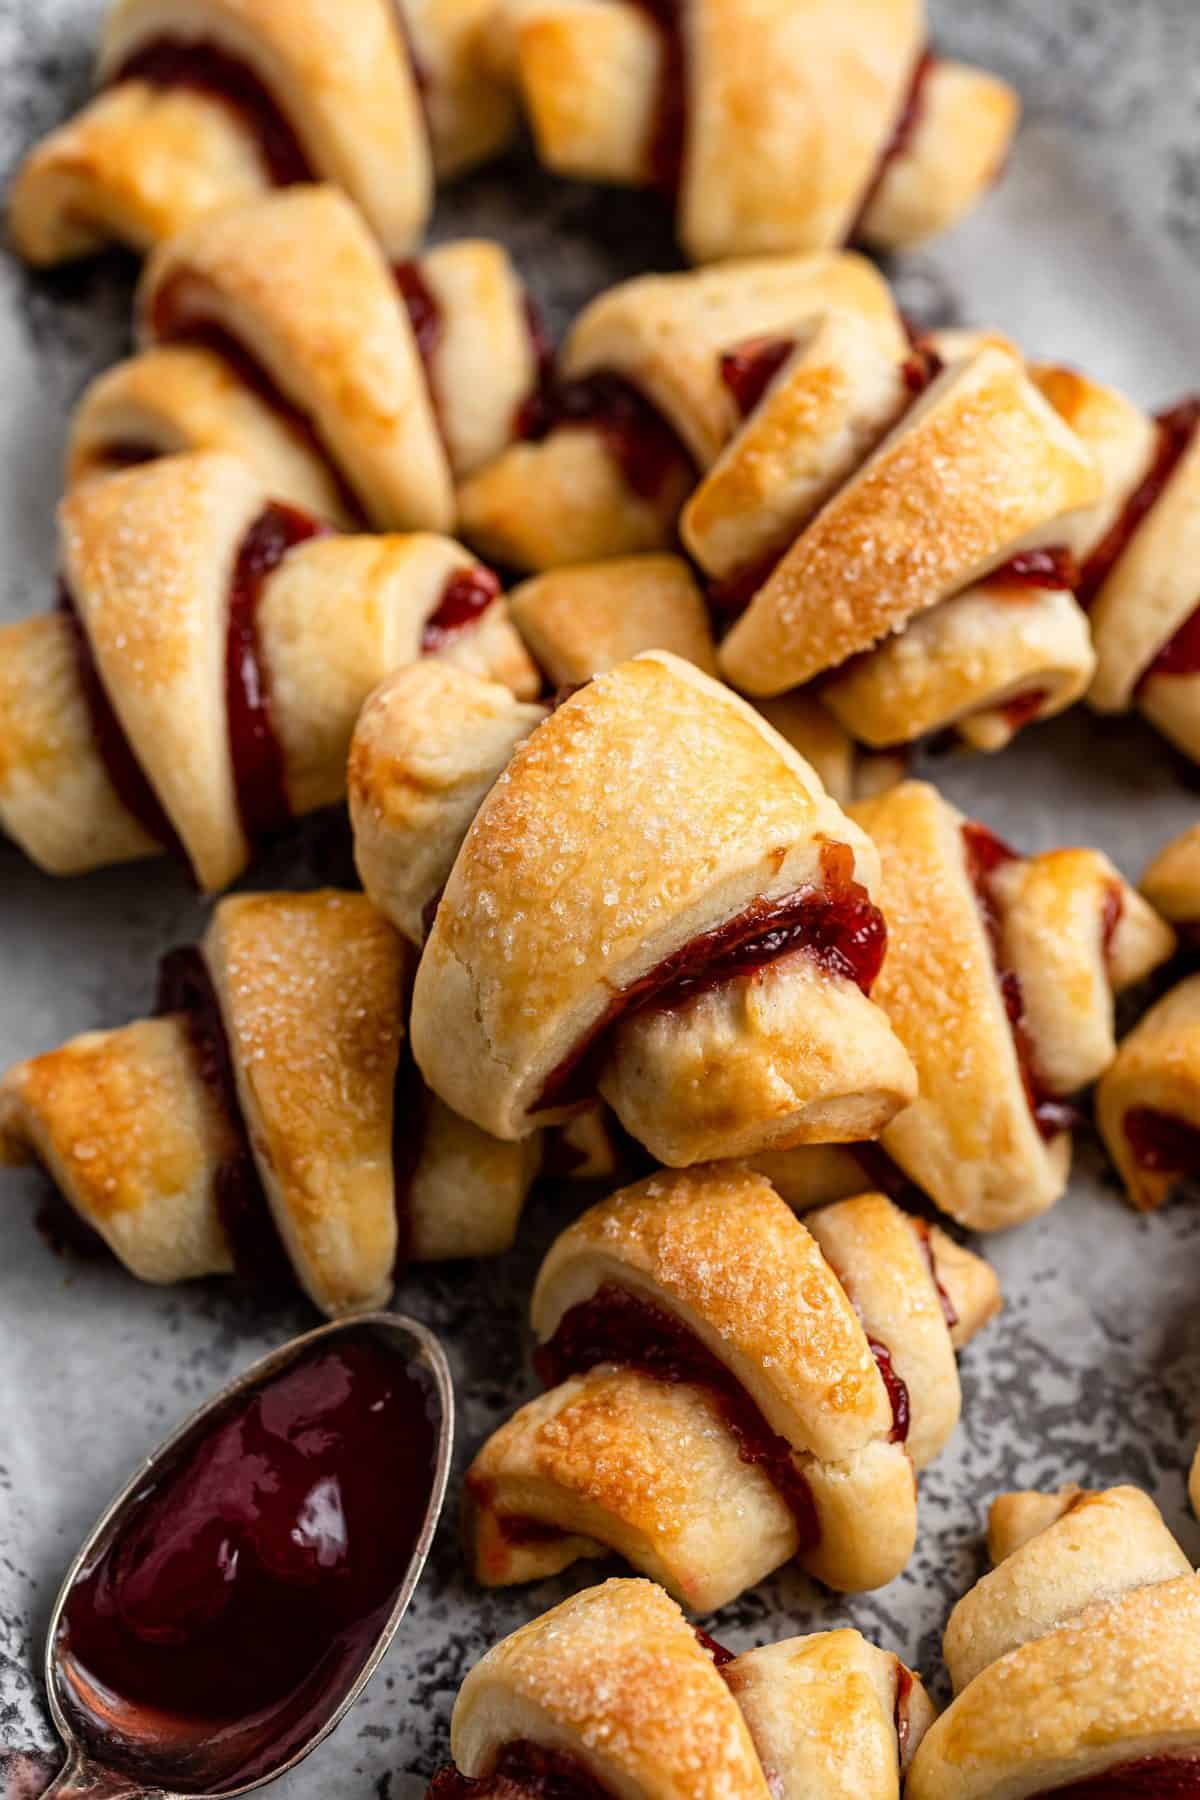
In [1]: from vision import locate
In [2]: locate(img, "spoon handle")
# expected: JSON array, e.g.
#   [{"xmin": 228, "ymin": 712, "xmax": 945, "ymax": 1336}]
[{"xmin": 40, "ymin": 1753, "xmax": 161, "ymax": 1800}]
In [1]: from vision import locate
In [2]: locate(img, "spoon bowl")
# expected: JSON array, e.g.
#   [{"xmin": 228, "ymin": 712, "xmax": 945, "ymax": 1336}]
[{"xmin": 40, "ymin": 1313, "xmax": 454, "ymax": 1800}]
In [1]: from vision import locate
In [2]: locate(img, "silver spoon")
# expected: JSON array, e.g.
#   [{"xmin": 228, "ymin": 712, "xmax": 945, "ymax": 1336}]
[{"xmin": 38, "ymin": 1312, "xmax": 454, "ymax": 1800}]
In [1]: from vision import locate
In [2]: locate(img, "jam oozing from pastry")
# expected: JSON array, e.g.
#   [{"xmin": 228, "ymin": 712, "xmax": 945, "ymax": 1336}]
[
  {"xmin": 58, "ymin": 1333, "xmax": 439, "ymax": 1789},
  {"xmin": 720, "ymin": 337, "xmax": 797, "ymax": 419},
  {"xmin": 693, "ymin": 1625, "xmax": 734, "ymax": 1669},
  {"xmin": 1000, "ymin": 688, "xmax": 1049, "ymax": 732},
  {"xmin": 893, "ymin": 1664, "xmax": 914, "ymax": 1762},
  {"xmin": 146, "ymin": 278, "xmax": 367, "ymax": 524},
  {"xmin": 846, "ymin": 48, "xmax": 936, "ymax": 244},
  {"xmin": 427, "ymin": 1743, "xmax": 615, "ymax": 1800},
  {"xmin": 156, "ymin": 946, "xmax": 296, "ymax": 1292},
  {"xmin": 533, "ymin": 844, "xmax": 888, "ymax": 1113},
  {"xmin": 910, "ymin": 1216, "xmax": 960, "ymax": 1332},
  {"xmin": 111, "ymin": 40, "xmax": 314, "ymax": 186},
  {"xmin": 1078, "ymin": 397, "xmax": 1200, "ymax": 610},
  {"xmin": 58, "ymin": 587, "xmax": 189, "ymax": 868},
  {"xmin": 961, "ymin": 823, "xmax": 1079, "ymax": 1140},
  {"xmin": 516, "ymin": 370, "xmax": 695, "ymax": 506},
  {"xmin": 227, "ymin": 502, "xmax": 326, "ymax": 846},
  {"xmin": 1030, "ymin": 1759, "xmax": 1200, "ymax": 1798},
  {"xmin": 421, "ymin": 567, "xmax": 503, "ymax": 654},
  {"xmin": 533, "ymin": 1283, "xmax": 821, "ymax": 1547},
  {"xmin": 868, "ymin": 1339, "xmax": 911, "ymax": 1444},
  {"xmin": 981, "ymin": 547, "xmax": 1078, "ymax": 591},
  {"xmin": 1140, "ymin": 597, "xmax": 1200, "ymax": 684},
  {"xmin": 392, "ymin": 259, "xmax": 445, "ymax": 430},
  {"xmin": 1123, "ymin": 1106, "xmax": 1200, "ymax": 1178},
  {"xmin": 627, "ymin": 0, "xmax": 686, "ymax": 195}
]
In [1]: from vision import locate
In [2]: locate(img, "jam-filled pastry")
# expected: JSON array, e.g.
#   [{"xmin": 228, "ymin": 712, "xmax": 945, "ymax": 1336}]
[
  {"xmin": 465, "ymin": 1165, "xmax": 999, "ymax": 1608},
  {"xmin": 0, "ymin": 891, "xmax": 541, "ymax": 1315},
  {"xmin": 0, "ymin": 451, "xmax": 536, "ymax": 889},
  {"xmin": 487, "ymin": 0, "xmax": 1017, "ymax": 264},
  {"xmin": 68, "ymin": 187, "xmax": 544, "ymax": 533},
  {"xmin": 907, "ymin": 1484, "xmax": 1200, "ymax": 1800},
  {"xmin": 1032, "ymin": 367, "xmax": 1200, "ymax": 764},
  {"xmin": 508, "ymin": 556, "xmax": 719, "ymax": 686},
  {"xmin": 1141, "ymin": 824, "xmax": 1200, "ymax": 942},
  {"xmin": 406, "ymin": 652, "xmax": 918, "ymax": 1165},
  {"xmin": 8, "ymin": 0, "xmax": 514, "ymax": 266},
  {"xmin": 427, "ymin": 1577, "xmax": 934, "ymax": 1800},
  {"xmin": 706, "ymin": 336, "xmax": 1101, "ymax": 750},
  {"xmin": 1096, "ymin": 975, "xmax": 1200, "ymax": 1213},
  {"xmin": 456, "ymin": 251, "xmax": 907, "ymax": 573},
  {"xmin": 754, "ymin": 782, "xmax": 1176, "ymax": 1231}
]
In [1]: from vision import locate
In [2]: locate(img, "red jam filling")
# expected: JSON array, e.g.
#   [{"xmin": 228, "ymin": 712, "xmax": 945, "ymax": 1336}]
[
  {"xmin": 627, "ymin": 0, "xmax": 686, "ymax": 196},
  {"xmin": 961, "ymin": 823, "xmax": 1080, "ymax": 1140},
  {"xmin": 894, "ymin": 1664, "xmax": 914, "ymax": 1762},
  {"xmin": 911, "ymin": 1216, "xmax": 959, "ymax": 1333},
  {"xmin": 421, "ymin": 566, "xmax": 502, "ymax": 655},
  {"xmin": 227, "ymin": 502, "xmax": 326, "ymax": 847},
  {"xmin": 516, "ymin": 370, "xmax": 695, "ymax": 507},
  {"xmin": 427, "ymin": 1743, "xmax": 614, "ymax": 1800},
  {"xmin": 1079, "ymin": 397, "xmax": 1200, "ymax": 610},
  {"xmin": 392, "ymin": 259, "xmax": 444, "ymax": 432},
  {"xmin": 845, "ymin": 48, "xmax": 937, "ymax": 245},
  {"xmin": 868, "ymin": 1339, "xmax": 910, "ymax": 1444},
  {"xmin": 693, "ymin": 1626, "xmax": 734, "ymax": 1669},
  {"xmin": 720, "ymin": 337, "xmax": 797, "ymax": 420},
  {"xmin": 1141, "ymin": 599, "xmax": 1200, "ymax": 684},
  {"xmin": 111, "ymin": 40, "xmax": 314, "ymax": 186},
  {"xmin": 533, "ymin": 844, "xmax": 888, "ymax": 1114},
  {"xmin": 58, "ymin": 586, "xmax": 189, "ymax": 869},
  {"xmin": 58, "ymin": 1332, "xmax": 439, "ymax": 1792},
  {"xmin": 156, "ymin": 946, "xmax": 296, "ymax": 1293},
  {"xmin": 1123, "ymin": 1106, "xmax": 1200, "ymax": 1177},
  {"xmin": 982, "ymin": 546, "xmax": 1079, "ymax": 591},
  {"xmin": 1031, "ymin": 1759, "xmax": 1200, "ymax": 1798},
  {"xmin": 533, "ymin": 1282, "xmax": 821, "ymax": 1547},
  {"xmin": 1000, "ymin": 688, "xmax": 1049, "ymax": 732}
]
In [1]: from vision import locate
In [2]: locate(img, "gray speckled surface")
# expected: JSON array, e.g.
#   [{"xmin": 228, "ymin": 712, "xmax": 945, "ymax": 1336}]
[{"xmin": 3, "ymin": 1, "xmax": 1200, "ymax": 1793}]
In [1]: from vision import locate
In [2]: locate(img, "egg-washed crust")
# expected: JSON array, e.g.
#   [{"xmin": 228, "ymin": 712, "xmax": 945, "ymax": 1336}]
[
  {"xmin": 59, "ymin": 450, "xmax": 260, "ymax": 892},
  {"xmin": 102, "ymin": 0, "xmax": 431, "ymax": 255},
  {"xmin": 719, "ymin": 347, "xmax": 1101, "ymax": 697},
  {"xmin": 419, "ymin": 238, "xmax": 539, "ymax": 478},
  {"xmin": 452, "ymin": 1579, "xmax": 772, "ymax": 1800},
  {"xmin": 0, "ymin": 1016, "xmax": 236, "ymax": 1284},
  {"xmin": 530, "ymin": 1165, "xmax": 893, "ymax": 1463},
  {"xmin": 404, "ymin": 0, "xmax": 518, "ymax": 181},
  {"xmin": 850, "ymin": 781, "xmax": 1069, "ymax": 1231},
  {"xmin": 1141, "ymin": 823, "xmax": 1200, "ymax": 927},
  {"xmin": 1030, "ymin": 365, "xmax": 1159, "ymax": 563},
  {"xmin": 203, "ymin": 889, "xmax": 411, "ymax": 1316},
  {"xmin": 139, "ymin": 186, "xmax": 452, "ymax": 531},
  {"xmin": 563, "ymin": 252, "xmax": 907, "ymax": 469},
  {"xmin": 507, "ymin": 556, "xmax": 719, "ymax": 686},
  {"xmin": 411, "ymin": 651, "xmax": 883, "ymax": 1141},
  {"xmin": 1095, "ymin": 973, "xmax": 1200, "ymax": 1212},
  {"xmin": 408, "ymin": 1093, "xmax": 541, "ymax": 1261}
]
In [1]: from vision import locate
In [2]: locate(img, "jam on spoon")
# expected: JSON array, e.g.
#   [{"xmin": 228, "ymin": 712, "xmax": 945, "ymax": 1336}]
[{"xmin": 46, "ymin": 1316, "xmax": 452, "ymax": 1799}]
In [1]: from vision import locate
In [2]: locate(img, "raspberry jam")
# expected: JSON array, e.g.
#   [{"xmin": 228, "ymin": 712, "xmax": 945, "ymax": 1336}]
[
  {"xmin": 427, "ymin": 1744, "xmax": 614, "ymax": 1800},
  {"xmin": 982, "ymin": 547, "xmax": 1078, "ymax": 591},
  {"xmin": 1123, "ymin": 1106, "xmax": 1200, "ymax": 1177},
  {"xmin": 421, "ymin": 567, "xmax": 502, "ymax": 655},
  {"xmin": 846, "ymin": 48, "xmax": 936, "ymax": 243},
  {"xmin": 57, "ymin": 1332, "xmax": 440, "ymax": 1793},
  {"xmin": 534, "ymin": 845, "xmax": 887, "ymax": 1113},
  {"xmin": 627, "ymin": 0, "xmax": 686, "ymax": 196},
  {"xmin": 720, "ymin": 337, "xmax": 796, "ymax": 419},
  {"xmin": 516, "ymin": 370, "xmax": 695, "ymax": 506},
  {"xmin": 1079, "ymin": 398, "xmax": 1200, "ymax": 609},
  {"xmin": 1032, "ymin": 1760, "xmax": 1200, "ymax": 1798},
  {"xmin": 111, "ymin": 40, "xmax": 313, "ymax": 186},
  {"xmin": 1141, "ymin": 600, "xmax": 1200, "ymax": 683},
  {"xmin": 533, "ymin": 1283, "xmax": 821, "ymax": 1548}
]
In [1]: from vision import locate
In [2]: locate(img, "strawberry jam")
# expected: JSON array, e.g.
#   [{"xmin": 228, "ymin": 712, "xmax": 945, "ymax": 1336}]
[
  {"xmin": 846, "ymin": 48, "xmax": 936, "ymax": 244},
  {"xmin": 427, "ymin": 1744, "xmax": 614, "ymax": 1800},
  {"xmin": 720, "ymin": 337, "xmax": 796, "ymax": 419},
  {"xmin": 421, "ymin": 567, "xmax": 502, "ymax": 655},
  {"xmin": 515, "ymin": 371, "xmax": 695, "ymax": 506},
  {"xmin": 111, "ymin": 41, "xmax": 313, "ymax": 186},
  {"xmin": 982, "ymin": 547, "xmax": 1078, "ymax": 591},
  {"xmin": 1079, "ymin": 398, "xmax": 1200, "ymax": 610},
  {"xmin": 1123, "ymin": 1106, "xmax": 1200, "ymax": 1177},
  {"xmin": 1140, "ymin": 600, "xmax": 1200, "ymax": 684},
  {"xmin": 1032, "ymin": 1760, "xmax": 1200, "ymax": 1797},
  {"xmin": 58, "ymin": 1332, "xmax": 439, "ymax": 1792},
  {"xmin": 534, "ymin": 1283, "xmax": 821, "ymax": 1548}
]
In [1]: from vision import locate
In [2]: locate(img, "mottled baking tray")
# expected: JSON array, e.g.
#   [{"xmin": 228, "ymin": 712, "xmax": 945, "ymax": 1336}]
[{"xmin": 2, "ymin": 1, "xmax": 1200, "ymax": 1793}]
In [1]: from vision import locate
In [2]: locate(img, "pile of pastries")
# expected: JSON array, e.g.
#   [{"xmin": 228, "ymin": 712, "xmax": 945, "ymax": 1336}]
[{"xmin": 4, "ymin": 0, "xmax": 1200, "ymax": 1791}]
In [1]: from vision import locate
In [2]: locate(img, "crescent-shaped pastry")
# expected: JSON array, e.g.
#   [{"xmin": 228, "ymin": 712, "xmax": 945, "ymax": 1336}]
[
  {"xmin": 712, "ymin": 341, "xmax": 1101, "ymax": 748},
  {"xmin": 0, "ymin": 891, "xmax": 540, "ymax": 1314},
  {"xmin": 907, "ymin": 1484, "xmax": 1200, "ymax": 1800},
  {"xmin": 1095, "ymin": 975, "xmax": 1200, "ymax": 1213},
  {"xmin": 488, "ymin": 0, "xmax": 1017, "ymax": 263},
  {"xmin": 1141, "ymin": 824, "xmax": 1200, "ymax": 943},
  {"xmin": 752, "ymin": 781, "xmax": 1175, "ymax": 1231},
  {"xmin": 68, "ymin": 188, "xmax": 544, "ymax": 532},
  {"xmin": 456, "ymin": 251, "xmax": 906, "ymax": 572},
  {"xmin": 507, "ymin": 556, "xmax": 719, "ymax": 686},
  {"xmin": 0, "ymin": 451, "xmax": 536, "ymax": 889},
  {"xmin": 1031, "ymin": 367, "xmax": 1200, "ymax": 762},
  {"xmin": 8, "ymin": 0, "xmax": 515, "ymax": 265},
  {"xmin": 429, "ymin": 1578, "xmax": 933, "ymax": 1800},
  {"xmin": 408, "ymin": 651, "xmax": 917, "ymax": 1165},
  {"xmin": 465, "ymin": 1165, "xmax": 998, "ymax": 1608}
]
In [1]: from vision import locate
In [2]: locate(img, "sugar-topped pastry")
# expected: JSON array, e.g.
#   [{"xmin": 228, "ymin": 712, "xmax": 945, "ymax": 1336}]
[
  {"xmin": 385, "ymin": 652, "xmax": 918, "ymax": 1166},
  {"xmin": 457, "ymin": 251, "xmax": 906, "ymax": 572},
  {"xmin": 427, "ymin": 1577, "xmax": 934, "ymax": 1800},
  {"xmin": 0, "ymin": 451, "xmax": 536, "ymax": 889},
  {"xmin": 1096, "ymin": 974, "xmax": 1200, "ymax": 1213},
  {"xmin": 756, "ymin": 781, "xmax": 1175, "ymax": 1231},
  {"xmin": 9, "ymin": 0, "xmax": 514, "ymax": 265},
  {"xmin": 465, "ymin": 1165, "xmax": 999, "ymax": 1607},
  {"xmin": 486, "ymin": 0, "xmax": 1017, "ymax": 263},
  {"xmin": 68, "ymin": 187, "xmax": 544, "ymax": 533},
  {"xmin": 0, "ymin": 891, "xmax": 540, "ymax": 1315},
  {"xmin": 907, "ymin": 1484, "xmax": 1200, "ymax": 1799}
]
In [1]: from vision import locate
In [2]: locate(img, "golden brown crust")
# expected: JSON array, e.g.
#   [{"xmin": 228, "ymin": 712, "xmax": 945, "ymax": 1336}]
[
  {"xmin": 1141, "ymin": 823, "xmax": 1200, "ymax": 927},
  {"xmin": 719, "ymin": 348, "xmax": 1101, "ymax": 695},
  {"xmin": 139, "ymin": 186, "xmax": 453, "ymax": 531},
  {"xmin": 508, "ymin": 556, "xmax": 718, "ymax": 685},
  {"xmin": 419, "ymin": 237, "xmax": 539, "ymax": 478},
  {"xmin": 402, "ymin": 0, "xmax": 518, "ymax": 179},
  {"xmin": 1096, "ymin": 974, "xmax": 1200, "ymax": 1211},
  {"xmin": 408, "ymin": 1095, "xmax": 541, "ymax": 1261}
]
